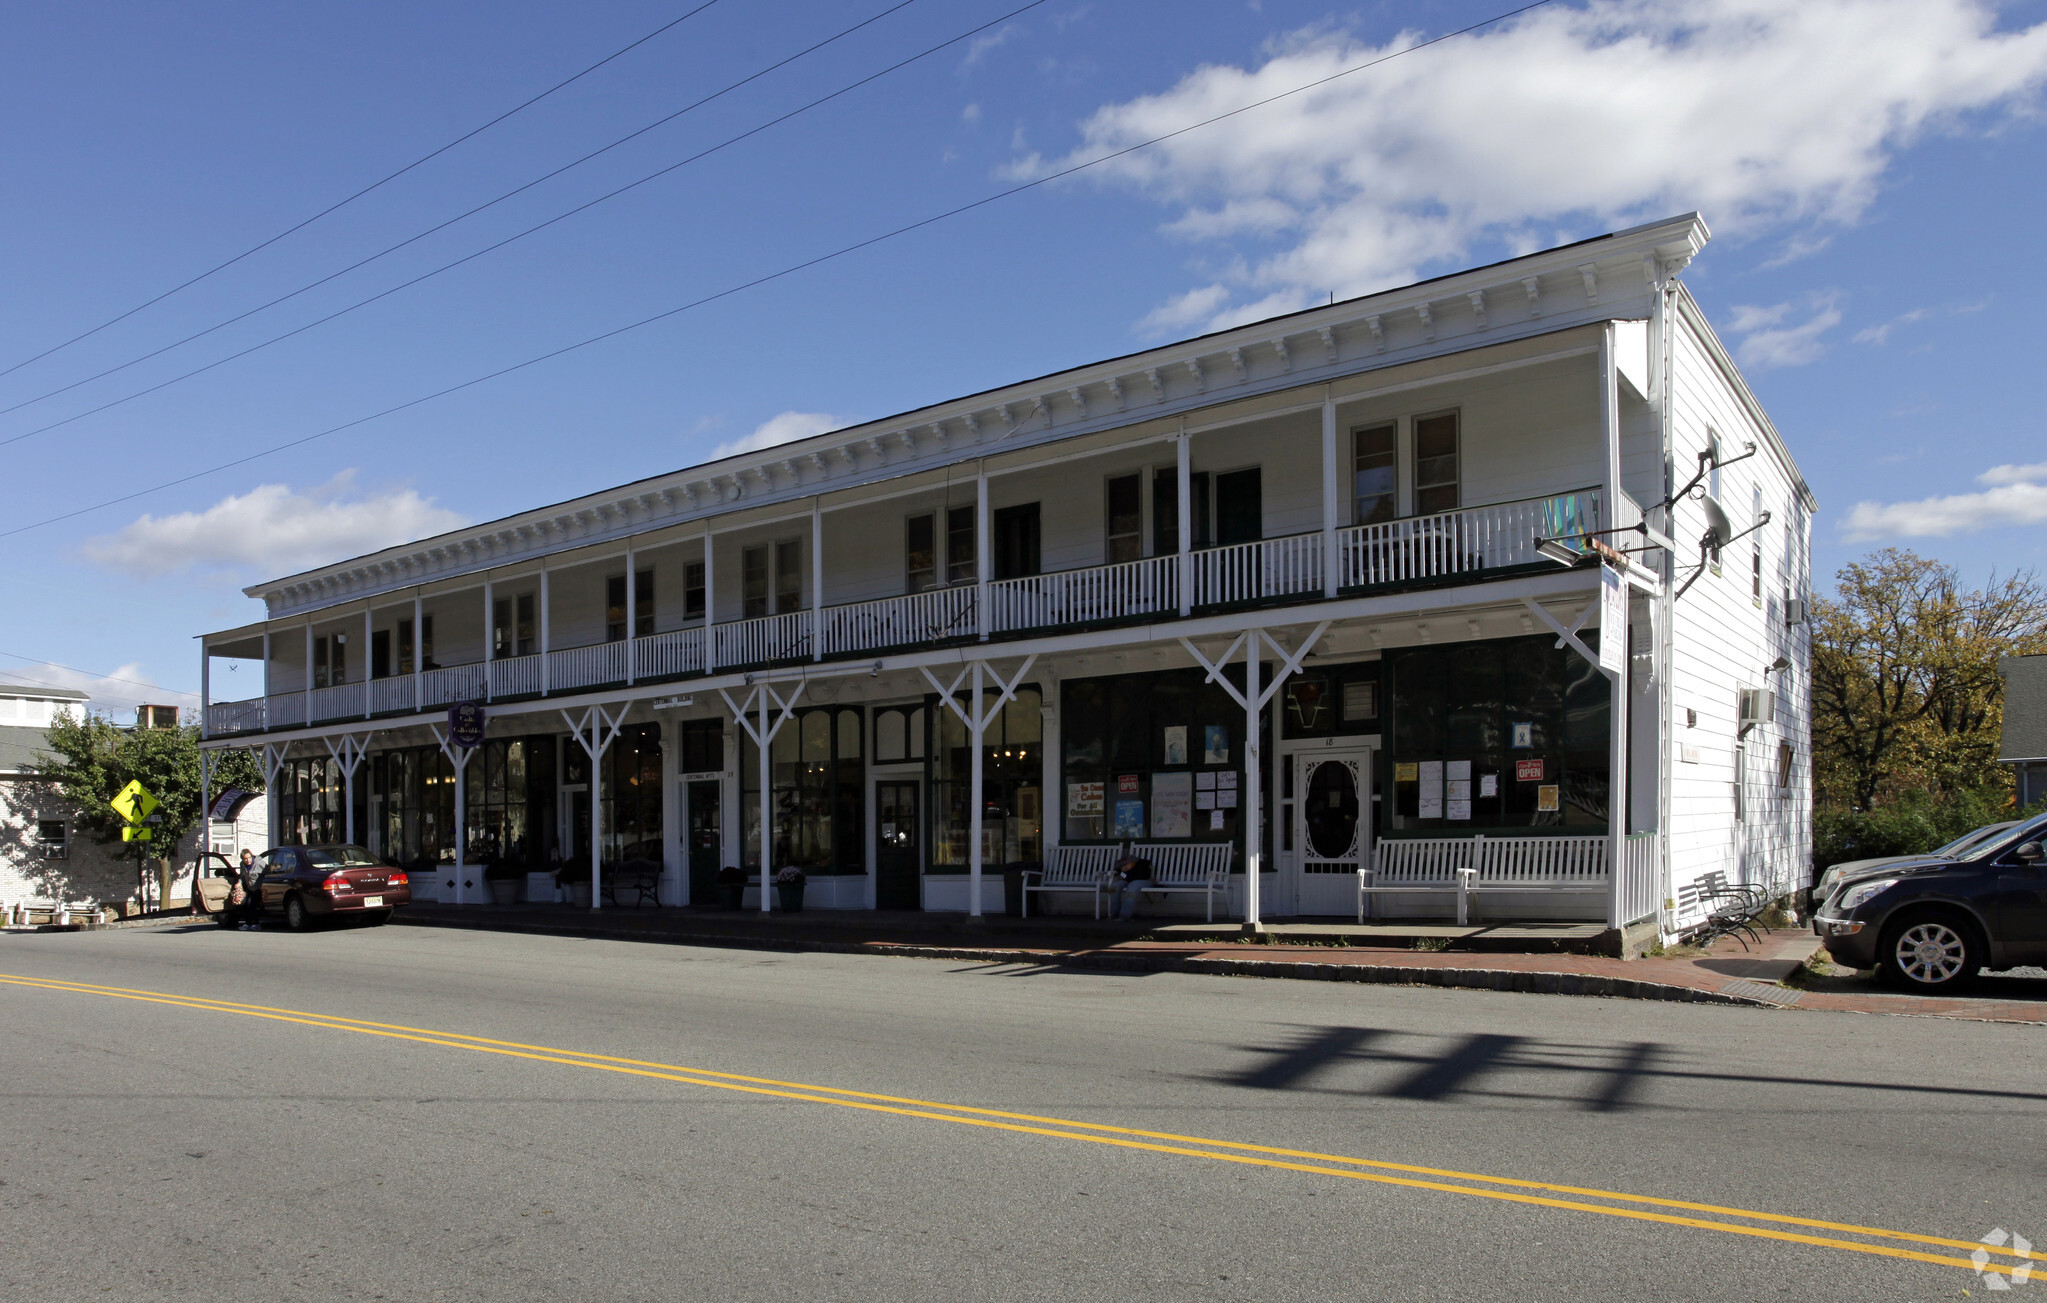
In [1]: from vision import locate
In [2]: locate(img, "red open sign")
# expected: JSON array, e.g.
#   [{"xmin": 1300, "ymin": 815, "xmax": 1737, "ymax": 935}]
[{"xmin": 1515, "ymin": 758, "xmax": 1545, "ymax": 782}]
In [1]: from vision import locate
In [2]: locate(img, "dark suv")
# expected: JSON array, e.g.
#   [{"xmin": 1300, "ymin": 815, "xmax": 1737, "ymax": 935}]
[{"xmin": 1814, "ymin": 813, "xmax": 2047, "ymax": 992}]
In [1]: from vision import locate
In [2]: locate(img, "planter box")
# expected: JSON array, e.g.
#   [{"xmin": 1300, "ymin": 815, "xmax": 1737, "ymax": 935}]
[{"xmin": 524, "ymin": 873, "xmax": 557, "ymax": 904}]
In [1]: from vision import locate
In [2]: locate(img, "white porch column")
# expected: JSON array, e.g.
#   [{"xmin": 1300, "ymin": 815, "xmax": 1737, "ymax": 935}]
[
  {"xmin": 1600, "ymin": 323, "xmax": 1631, "ymax": 927},
  {"xmin": 625, "ymin": 541, "xmax": 637, "ymax": 686},
  {"xmin": 811, "ymin": 502, "xmax": 824, "ymax": 661},
  {"xmin": 304, "ymin": 621, "xmax": 314, "ymax": 705},
  {"xmin": 199, "ymin": 642, "xmax": 210, "ymax": 737},
  {"xmin": 659, "ymin": 710, "xmax": 683, "ymax": 904},
  {"xmin": 411, "ymin": 594, "xmax": 424, "ymax": 711},
  {"xmin": 1176, "ymin": 428, "xmax": 1193, "ymax": 616},
  {"xmin": 539, "ymin": 563, "xmax": 551, "ymax": 695},
  {"xmin": 363, "ymin": 606, "xmax": 373, "ymax": 718},
  {"xmin": 1321, "ymin": 392, "xmax": 1340, "ymax": 599},
  {"xmin": 483, "ymin": 574, "xmax": 495, "ymax": 701},
  {"xmin": 923, "ymin": 657, "xmax": 1035, "ymax": 920},
  {"xmin": 975, "ymin": 469, "xmax": 991, "ymax": 640},
  {"xmin": 262, "ymin": 630, "xmax": 271, "ymax": 707},
  {"xmin": 325, "ymin": 735, "xmax": 368, "ymax": 846},
  {"xmin": 719, "ymin": 684, "xmax": 804, "ymax": 912},
  {"xmin": 703, "ymin": 531, "xmax": 717, "ymax": 672},
  {"xmin": 562, "ymin": 705, "xmax": 629, "ymax": 912}
]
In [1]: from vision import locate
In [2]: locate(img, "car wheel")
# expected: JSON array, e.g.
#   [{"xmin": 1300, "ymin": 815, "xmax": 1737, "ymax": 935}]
[
  {"xmin": 214, "ymin": 909, "xmax": 239, "ymax": 929},
  {"xmin": 1879, "ymin": 911, "xmax": 1982, "ymax": 992},
  {"xmin": 283, "ymin": 895, "xmax": 312, "ymax": 932}
]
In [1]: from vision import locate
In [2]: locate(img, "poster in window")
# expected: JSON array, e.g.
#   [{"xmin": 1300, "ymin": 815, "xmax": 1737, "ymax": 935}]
[
  {"xmin": 1195, "ymin": 771, "xmax": 1216, "ymax": 791},
  {"xmin": 1479, "ymin": 773, "xmax": 1499, "ymax": 798},
  {"xmin": 1203, "ymin": 725, "xmax": 1230, "ymax": 765},
  {"xmin": 1216, "ymin": 787, "xmax": 1238, "ymax": 809},
  {"xmin": 1516, "ymin": 758, "xmax": 1545, "ymax": 782},
  {"xmin": 1447, "ymin": 799, "xmax": 1472, "ymax": 821},
  {"xmin": 1196, "ymin": 790, "xmax": 1216, "ymax": 810},
  {"xmin": 1394, "ymin": 762, "xmax": 1419, "ymax": 782},
  {"xmin": 1537, "ymin": 785, "xmax": 1561, "ymax": 812},
  {"xmin": 1067, "ymin": 782, "xmax": 1104, "ymax": 815},
  {"xmin": 1511, "ymin": 722, "xmax": 1533, "ymax": 749},
  {"xmin": 1419, "ymin": 760, "xmax": 1444, "ymax": 819},
  {"xmin": 1341, "ymin": 681, "xmax": 1377, "ymax": 722},
  {"xmin": 1163, "ymin": 726, "xmax": 1188, "ymax": 766},
  {"xmin": 1216, "ymin": 770, "xmax": 1238, "ymax": 790},
  {"xmin": 1152, "ymin": 772, "xmax": 1193, "ymax": 837},
  {"xmin": 1113, "ymin": 799, "xmax": 1146, "ymax": 838},
  {"xmin": 1210, "ymin": 809, "xmax": 1226, "ymax": 831}
]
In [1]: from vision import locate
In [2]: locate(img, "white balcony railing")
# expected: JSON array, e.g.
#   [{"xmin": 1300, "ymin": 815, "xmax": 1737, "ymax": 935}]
[
  {"xmin": 1192, "ymin": 533, "xmax": 1324, "ymax": 607},
  {"xmin": 306, "ymin": 682, "xmax": 363, "ymax": 722},
  {"xmin": 819, "ymin": 588, "xmax": 976, "ymax": 657},
  {"xmin": 492, "ymin": 653, "xmax": 541, "ymax": 697},
  {"xmin": 714, "ymin": 610, "xmax": 812, "ymax": 667},
  {"xmin": 369, "ymin": 676, "xmax": 415, "ymax": 714},
  {"xmin": 205, "ymin": 697, "xmax": 267, "ymax": 735},
  {"xmin": 990, "ymin": 554, "xmax": 1178, "ymax": 633},
  {"xmin": 635, "ymin": 628, "xmax": 704, "ymax": 679},
  {"xmin": 421, "ymin": 663, "xmax": 488, "ymax": 707},
  {"xmin": 549, "ymin": 641, "xmax": 627, "ymax": 693},
  {"xmin": 1340, "ymin": 489, "xmax": 1601, "ymax": 588},
  {"xmin": 210, "ymin": 489, "xmax": 1616, "ymax": 737}
]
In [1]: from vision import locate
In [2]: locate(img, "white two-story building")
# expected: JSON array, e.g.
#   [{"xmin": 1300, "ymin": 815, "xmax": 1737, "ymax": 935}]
[{"xmin": 195, "ymin": 213, "xmax": 1813, "ymax": 945}]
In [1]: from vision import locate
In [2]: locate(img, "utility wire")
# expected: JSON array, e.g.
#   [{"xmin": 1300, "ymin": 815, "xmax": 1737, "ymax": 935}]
[
  {"xmin": 0, "ymin": 0, "xmax": 924, "ymax": 428},
  {"xmin": 0, "ymin": 652, "xmax": 198, "ymax": 700},
  {"xmin": 0, "ymin": 0, "xmax": 1553, "ymax": 543},
  {"xmin": 0, "ymin": 1, "xmax": 725, "ymax": 384}
]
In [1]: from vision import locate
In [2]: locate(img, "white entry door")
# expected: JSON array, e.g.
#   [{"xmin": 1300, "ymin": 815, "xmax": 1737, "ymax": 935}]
[{"xmin": 1291, "ymin": 750, "xmax": 1370, "ymax": 916}]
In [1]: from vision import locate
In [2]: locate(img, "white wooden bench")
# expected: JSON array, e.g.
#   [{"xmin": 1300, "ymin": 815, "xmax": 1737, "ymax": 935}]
[
  {"xmin": 1021, "ymin": 845, "xmax": 1123, "ymax": 918},
  {"xmin": 1358, "ymin": 836, "xmax": 1608, "ymax": 923},
  {"xmin": 1122, "ymin": 842, "xmax": 1235, "ymax": 921}
]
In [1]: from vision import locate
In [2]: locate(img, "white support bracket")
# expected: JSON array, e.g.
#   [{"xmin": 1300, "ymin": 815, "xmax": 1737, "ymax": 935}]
[
  {"xmin": 1521, "ymin": 599, "xmax": 1599, "ymax": 671},
  {"xmin": 323, "ymin": 733, "xmax": 371, "ymax": 846},
  {"xmin": 429, "ymin": 722, "xmax": 484, "ymax": 906},
  {"xmin": 719, "ymin": 682, "xmax": 805, "ymax": 912},
  {"xmin": 921, "ymin": 656, "xmax": 1036, "ymax": 919},
  {"xmin": 561, "ymin": 703, "xmax": 631, "ymax": 912}
]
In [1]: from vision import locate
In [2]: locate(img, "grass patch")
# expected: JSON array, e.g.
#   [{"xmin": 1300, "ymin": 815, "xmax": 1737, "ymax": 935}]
[{"xmin": 1410, "ymin": 936, "xmax": 1452, "ymax": 952}]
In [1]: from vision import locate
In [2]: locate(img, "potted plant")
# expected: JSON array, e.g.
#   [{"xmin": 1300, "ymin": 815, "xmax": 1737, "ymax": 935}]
[
  {"xmin": 714, "ymin": 866, "xmax": 746, "ymax": 911},
  {"xmin": 483, "ymin": 858, "xmax": 523, "ymax": 905},
  {"xmin": 556, "ymin": 857, "xmax": 592, "ymax": 909},
  {"xmin": 774, "ymin": 865, "xmax": 807, "ymax": 913}
]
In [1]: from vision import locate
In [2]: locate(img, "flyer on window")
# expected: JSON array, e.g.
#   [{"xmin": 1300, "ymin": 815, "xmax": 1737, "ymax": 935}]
[
  {"xmin": 1113, "ymin": 800, "xmax": 1146, "ymax": 838},
  {"xmin": 1162, "ymin": 725, "xmax": 1188, "ymax": 766},
  {"xmin": 1203, "ymin": 725, "xmax": 1230, "ymax": 764},
  {"xmin": 1151, "ymin": 772, "xmax": 1193, "ymax": 837}
]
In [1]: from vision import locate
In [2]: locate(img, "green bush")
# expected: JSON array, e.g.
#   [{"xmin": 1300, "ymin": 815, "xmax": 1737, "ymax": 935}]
[{"xmin": 1815, "ymin": 786, "xmax": 2043, "ymax": 874}]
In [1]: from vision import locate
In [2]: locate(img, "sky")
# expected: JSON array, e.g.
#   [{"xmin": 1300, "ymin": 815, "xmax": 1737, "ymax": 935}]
[{"xmin": 4, "ymin": 0, "xmax": 2046, "ymax": 715}]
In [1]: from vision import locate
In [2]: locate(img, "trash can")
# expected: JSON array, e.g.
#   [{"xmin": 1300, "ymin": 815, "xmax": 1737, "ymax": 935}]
[{"xmin": 1004, "ymin": 863, "xmax": 1036, "ymax": 918}]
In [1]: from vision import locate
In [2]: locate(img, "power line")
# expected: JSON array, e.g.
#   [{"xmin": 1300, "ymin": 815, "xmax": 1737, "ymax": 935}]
[
  {"xmin": 0, "ymin": 0, "xmax": 1553, "ymax": 544},
  {"xmin": 0, "ymin": 651, "xmax": 197, "ymax": 700},
  {"xmin": 0, "ymin": 1, "xmax": 726, "ymax": 384},
  {"xmin": 0, "ymin": 0, "xmax": 924, "ymax": 429}
]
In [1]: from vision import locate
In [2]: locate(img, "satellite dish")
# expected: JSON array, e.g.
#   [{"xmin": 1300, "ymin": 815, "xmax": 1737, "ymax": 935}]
[{"xmin": 1700, "ymin": 493, "xmax": 1732, "ymax": 550}]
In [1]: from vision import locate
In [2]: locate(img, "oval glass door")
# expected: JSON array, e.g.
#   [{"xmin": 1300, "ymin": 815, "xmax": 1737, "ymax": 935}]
[{"xmin": 1303, "ymin": 760, "xmax": 1361, "ymax": 861}]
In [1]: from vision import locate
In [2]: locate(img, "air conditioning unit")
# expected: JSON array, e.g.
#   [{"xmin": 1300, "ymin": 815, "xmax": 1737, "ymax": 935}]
[
  {"xmin": 1784, "ymin": 597, "xmax": 1807, "ymax": 627},
  {"xmin": 1738, "ymin": 688, "xmax": 1774, "ymax": 736}
]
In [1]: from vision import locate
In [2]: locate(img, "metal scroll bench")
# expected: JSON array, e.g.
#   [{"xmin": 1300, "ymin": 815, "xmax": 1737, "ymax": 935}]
[
  {"xmin": 602, "ymin": 860, "xmax": 663, "ymax": 909},
  {"xmin": 1122, "ymin": 842, "xmax": 1235, "ymax": 922},
  {"xmin": 1021, "ymin": 845, "xmax": 1123, "ymax": 918}
]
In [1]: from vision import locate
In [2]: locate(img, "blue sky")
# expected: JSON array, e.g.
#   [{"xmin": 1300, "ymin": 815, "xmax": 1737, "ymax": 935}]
[{"xmin": 3, "ymin": 0, "xmax": 2045, "ymax": 713}]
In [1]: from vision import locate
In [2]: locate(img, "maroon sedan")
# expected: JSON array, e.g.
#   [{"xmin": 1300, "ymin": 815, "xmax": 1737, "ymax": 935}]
[{"xmin": 253, "ymin": 845, "xmax": 411, "ymax": 930}]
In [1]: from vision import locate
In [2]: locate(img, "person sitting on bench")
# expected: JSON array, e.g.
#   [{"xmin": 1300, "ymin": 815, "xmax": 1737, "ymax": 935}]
[{"xmin": 1107, "ymin": 854, "xmax": 1152, "ymax": 921}]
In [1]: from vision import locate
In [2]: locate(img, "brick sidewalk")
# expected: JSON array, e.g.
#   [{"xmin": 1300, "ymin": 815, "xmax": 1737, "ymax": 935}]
[{"xmin": 393, "ymin": 906, "xmax": 2047, "ymax": 1023}]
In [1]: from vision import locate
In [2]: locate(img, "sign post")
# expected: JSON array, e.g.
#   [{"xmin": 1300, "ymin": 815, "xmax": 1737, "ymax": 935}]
[{"xmin": 111, "ymin": 780, "xmax": 163, "ymax": 909}]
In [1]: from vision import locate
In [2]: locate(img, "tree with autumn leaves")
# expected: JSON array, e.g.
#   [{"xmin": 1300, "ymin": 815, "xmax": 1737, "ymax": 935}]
[{"xmin": 1812, "ymin": 548, "xmax": 2047, "ymax": 862}]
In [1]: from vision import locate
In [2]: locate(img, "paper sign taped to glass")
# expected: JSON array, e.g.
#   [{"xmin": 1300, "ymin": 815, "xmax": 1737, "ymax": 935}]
[
  {"xmin": 1067, "ymin": 782, "xmax": 1104, "ymax": 815},
  {"xmin": 1537, "ymin": 785, "xmax": 1561, "ymax": 812}
]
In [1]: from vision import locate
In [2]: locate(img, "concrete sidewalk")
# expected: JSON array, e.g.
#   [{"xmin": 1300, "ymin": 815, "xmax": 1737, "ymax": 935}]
[{"xmin": 392, "ymin": 903, "xmax": 2047, "ymax": 1023}]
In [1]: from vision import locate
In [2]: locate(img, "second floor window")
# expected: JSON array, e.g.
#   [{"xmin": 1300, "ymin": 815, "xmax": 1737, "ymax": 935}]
[
  {"xmin": 397, "ymin": 616, "xmax": 435, "ymax": 675},
  {"xmin": 1353, "ymin": 422, "xmax": 1396, "ymax": 525},
  {"xmin": 607, "ymin": 570, "xmax": 653, "ymax": 642},
  {"xmin": 994, "ymin": 503, "xmax": 1041, "ymax": 579},
  {"xmin": 906, "ymin": 514, "xmax": 937, "ymax": 592},
  {"xmin": 1151, "ymin": 468, "xmax": 1212, "ymax": 554},
  {"xmin": 312, "ymin": 633, "xmax": 347, "ymax": 688},
  {"xmin": 742, "ymin": 542, "xmax": 803, "ymax": 618},
  {"xmin": 946, "ymin": 505, "xmax": 976, "ymax": 585},
  {"xmin": 1106, "ymin": 474, "xmax": 1142, "ymax": 563},
  {"xmin": 685, "ymin": 561, "xmax": 706, "ymax": 620},
  {"xmin": 1413, "ymin": 412, "xmax": 1460, "ymax": 515},
  {"xmin": 1214, "ymin": 468, "xmax": 1262, "ymax": 546},
  {"xmin": 493, "ymin": 593, "xmax": 535, "ymax": 658}
]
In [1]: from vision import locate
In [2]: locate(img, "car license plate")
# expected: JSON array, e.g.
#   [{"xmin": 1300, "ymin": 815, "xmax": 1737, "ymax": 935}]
[{"xmin": 361, "ymin": 895, "xmax": 384, "ymax": 908}]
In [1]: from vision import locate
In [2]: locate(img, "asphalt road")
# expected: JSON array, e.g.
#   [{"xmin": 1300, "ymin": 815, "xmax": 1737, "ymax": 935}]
[{"xmin": 3, "ymin": 922, "xmax": 2043, "ymax": 1302}]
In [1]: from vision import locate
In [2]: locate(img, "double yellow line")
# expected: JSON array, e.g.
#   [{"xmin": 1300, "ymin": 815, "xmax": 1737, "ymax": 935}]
[{"xmin": 4, "ymin": 970, "xmax": 2033, "ymax": 1282}]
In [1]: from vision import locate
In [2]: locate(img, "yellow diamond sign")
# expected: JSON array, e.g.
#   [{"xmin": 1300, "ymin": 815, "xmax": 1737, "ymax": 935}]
[{"xmin": 110, "ymin": 780, "xmax": 160, "ymax": 825}]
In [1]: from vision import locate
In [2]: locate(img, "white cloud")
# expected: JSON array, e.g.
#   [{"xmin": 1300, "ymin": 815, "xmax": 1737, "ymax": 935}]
[
  {"xmin": 1728, "ymin": 296, "xmax": 1842, "ymax": 369},
  {"xmin": 0, "ymin": 660, "xmax": 192, "ymax": 714},
  {"xmin": 959, "ymin": 24, "xmax": 1021, "ymax": 72},
  {"xmin": 961, "ymin": 102, "xmax": 983, "ymax": 125},
  {"xmin": 1023, "ymin": 0, "xmax": 2047, "ymax": 332},
  {"xmin": 1852, "ymin": 307, "xmax": 1930, "ymax": 345},
  {"xmin": 709, "ymin": 410, "xmax": 844, "ymax": 460},
  {"xmin": 1841, "ymin": 463, "xmax": 2047, "ymax": 540},
  {"xmin": 81, "ymin": 471, "xmax": 468, "ymax": 579}
]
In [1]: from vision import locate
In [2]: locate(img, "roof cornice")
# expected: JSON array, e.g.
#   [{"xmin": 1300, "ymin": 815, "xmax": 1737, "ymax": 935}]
[{"xmin": 251, "ymin": 214, "xmax": 1709, "ymax": 620}]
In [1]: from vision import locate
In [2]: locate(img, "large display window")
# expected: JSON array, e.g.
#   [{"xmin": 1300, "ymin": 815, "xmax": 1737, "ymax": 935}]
[
  {"xmin": 1059, "ymin": 669, "xmax": 1254, "ymax": 865},
  {"xmin": 741, "ymin": 707, "xmax": 864, "ymax": 874},
  {"xmin": 931, "ymin": 688, "xmax": 1041, "ymax": 870}
]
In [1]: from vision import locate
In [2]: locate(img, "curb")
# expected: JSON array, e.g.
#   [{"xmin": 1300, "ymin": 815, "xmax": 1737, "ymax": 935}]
[{"xmin": 391, "ymin": 913, "xmax": 1767, "ymax": 1007}]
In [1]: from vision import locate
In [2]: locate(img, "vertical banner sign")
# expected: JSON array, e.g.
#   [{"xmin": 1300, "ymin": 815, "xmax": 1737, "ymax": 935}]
[{"xmin": 1599, "ymin": 563, "xmax": 1627, "ymax": 676}]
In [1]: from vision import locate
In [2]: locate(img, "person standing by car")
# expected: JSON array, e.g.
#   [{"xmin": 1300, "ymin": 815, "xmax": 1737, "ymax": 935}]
[{"xmin": 231, "ymin": 848, "xmax": 263, "ymax": 929}]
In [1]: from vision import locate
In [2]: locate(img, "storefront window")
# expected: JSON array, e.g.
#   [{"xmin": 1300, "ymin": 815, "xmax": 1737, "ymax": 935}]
[
  {"xmin": 370, "ymin": 746, "xmax": 455, "ymax": 869},
  {"xmin": 600, "ymin": 724, "xmax": 662, "ymax": 862},
  {"xmin": 931, "ymin": 688, "xmax": 1041, "ymax": 870},
  {"xmin": 464, "ymin": 740, "xmax": 532, "ymax": 867},
  {"xmin": 1059, "ymin": 670, "xmax": 1246, "ymax": 862},
  {"xmin": 276, "ymin": 756, "xmax": 345, "ymax": 846},
  {"xmin": 741, "ymin": 707, "xmax": 863, "ymax": 873},
  {"xmin": 1385, "ymin": 634, "xmax": 1608, "ymax": 834}
]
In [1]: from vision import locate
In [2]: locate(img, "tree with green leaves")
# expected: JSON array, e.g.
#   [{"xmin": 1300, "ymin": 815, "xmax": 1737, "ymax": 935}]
[
  {"xmin": 1812, "ymin": 548, "xmax": 2047, "ymax": 812},
  {"xmin": 34, "ymin": 711, "xmax": 267, "ymax": 880}
]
